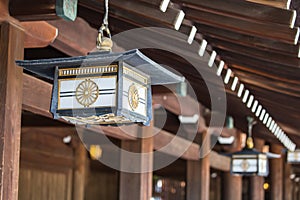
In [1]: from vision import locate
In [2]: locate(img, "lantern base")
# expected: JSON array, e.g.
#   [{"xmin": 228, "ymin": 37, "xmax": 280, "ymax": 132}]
[{"xmin": 62, "ymin": 114, "xmax": 133, "ymax": 125}]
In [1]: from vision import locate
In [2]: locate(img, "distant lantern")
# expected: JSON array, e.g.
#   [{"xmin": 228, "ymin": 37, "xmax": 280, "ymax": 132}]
[
  {"xmin": 287, "ymin": 149, "xmax": 300, "ymax": 163},
  {"xmin": 16, "ymin": 49, "xmax": 184, "ymax": 125},
  {"xmin": 230, "ymin": 117, "xmax": 269, "ymax": 177},
  {"xmin": 56, "ymin": 0, "xmax": 78, "ymax": 21}
]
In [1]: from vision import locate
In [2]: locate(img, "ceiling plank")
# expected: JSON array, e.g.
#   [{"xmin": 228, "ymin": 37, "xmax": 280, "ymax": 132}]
[{"xmin": 175, "ymin": 0, "xmax": 293, "ymax": 26}]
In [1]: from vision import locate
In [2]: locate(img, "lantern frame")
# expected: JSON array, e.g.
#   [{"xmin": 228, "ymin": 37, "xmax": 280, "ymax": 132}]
[
  {"xmin": 231, "ymin": 148, "xmax": 269, "ymax": 177},
  {"xmin": 287, "ymin": 149, "xmax": 300, "ymax": 163},
  {"xmin": 16, "ymin": 49, "xmax": 184, "ymax": 126}
]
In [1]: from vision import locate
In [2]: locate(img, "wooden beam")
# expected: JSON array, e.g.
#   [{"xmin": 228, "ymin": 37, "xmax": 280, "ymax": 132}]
[
  {"xmin": 119, "ymin": 125, "xmax": 153, "ymax": 200},
  {"xmin": 48, "ymin": 18, "xmax": 98, "ymax": 56},
  {"xmin": 152, "ymin": 93, "xmax": 207, "ymax": 133},
  {"xmin": 9, "ymin": 0, "xmax": 58, "ymax": 21},
  {"xmin": 185, "ymin": 7, "xmax": 299, "ymax": 45},
  {"xmin": 21, "ymin": 21, "xmax": 58, "ymax": 48},
  {"xmin": 0, "ymin": 0, "xmax": 9, "ymax": 19},
  {"xmin": 175, "ymin": 0, "xmax": 293, "ymax": 26},
  {"xmin": 193, "ymin": 23, "xmax": 300, "ymax": 58},
  {"xmin": 153, "ymin": 128, "xmax": 230, "ymax": 171},
  {"xmin": 0, "ymin": 21, "xmax": 24, "ymax": 200},
  {"xmin": 247, "ymin": 0, "xmax": 286, "ymax": 8},
  {"xmin": 270, "ymin": 144, "xmax": 284, "ymax": 200}
]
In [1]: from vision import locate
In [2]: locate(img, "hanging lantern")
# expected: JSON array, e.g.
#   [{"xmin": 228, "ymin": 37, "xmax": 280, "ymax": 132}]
[
  {"xmin": 17, "ymin": 49, "xmax": 184, "ymax": 125},
  {"xmin": 16, "ymin": 0, "xmax": 184, "ymax": 126},
  {"xmin": 231, "ymin": 117, "xmax": 269, "ymax": 176},
  {"xmin": 287, "ymin": 149, "xmax": 300, "ymax": 163}
]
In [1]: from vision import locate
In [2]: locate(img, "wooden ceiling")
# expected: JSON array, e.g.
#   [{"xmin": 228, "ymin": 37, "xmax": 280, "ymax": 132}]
[
  {"xmin": 10, "ymin": 0, "xmax": 300, "ymax": 147},
  {"xmin": 77, "ymin": 0, "xmax": 300, "ymax": 145}
]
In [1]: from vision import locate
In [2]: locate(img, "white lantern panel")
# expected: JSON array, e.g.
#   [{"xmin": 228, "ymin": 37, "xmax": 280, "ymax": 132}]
[
  {"xmin": 232, "ymin": 158, "xmax": 258, "ymax": 173},
  {"xmin": 122, "ymin": 77, "xmax": 147, "ymax": 117},
  {"xmin": 258, "ymin": 156, "xmax": 268, "ymax": 174},
  {"xmin": 58, "ymin": 76, "xmax": 117, "ymax": 110},
  {"xmin": 287, "ymin": 150, "xmax": 300, "ymax": 163}
]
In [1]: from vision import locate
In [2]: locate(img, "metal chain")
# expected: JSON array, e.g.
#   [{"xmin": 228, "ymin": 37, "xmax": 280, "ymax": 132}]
[
  {"xmin": 103, "ymin": 0, "xmax": 109, "ymax": 25},
  {"xmin": 96, "ymin": 0, "xmax": 112, "ymax": 50}
]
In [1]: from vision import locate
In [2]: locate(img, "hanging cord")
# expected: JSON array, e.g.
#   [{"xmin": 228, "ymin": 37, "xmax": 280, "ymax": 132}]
[
  {"xmin": 246, "ymin": 117, "xmax": 257, "ymax": 149},
  {"xmin": 96, "ymin": 0, "xmax": 112, "ymax": 51}
]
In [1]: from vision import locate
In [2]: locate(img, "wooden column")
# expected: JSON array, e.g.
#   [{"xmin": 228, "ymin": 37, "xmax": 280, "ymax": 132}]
[
  {"xmin": 0, "ymin": 21, "xmax": 24, "ymax": 200},
  {"xmin": 221, "ymin": 131, "xmax": 242, "ymax": 200},
  {"xmin": 222, "ymin": 173, "xmax": 242, "ymax": 200},
  {"xmin": 249, "ymin": 138, "xmax": 265, "ymax": 200},
  {"xmin": 119, "ymin": 125, "xmax": 153, "ymax": 200},
  {"xmin": 283, "ymin": 160, "xmax": 292, "ymax": 200},
  {"xmin": 72, "ymin": 139, "xmax": 88, "ymax": 200},
  {"xmin": 270, "ymin": 144, "xmax": 283, "ymax": 200},
  {"xmin": 186, "ymin": 131, "xmax": 210, "ymax": 200}
]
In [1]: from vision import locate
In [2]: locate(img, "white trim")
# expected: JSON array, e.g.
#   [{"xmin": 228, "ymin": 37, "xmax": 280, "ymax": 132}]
[
  {"xmin": 224, "ymin": 69, "xmax": 232, "ymax": 84},
  {"xmin": 216, "ymin": 60, "xmax": 224, "ymax": 76},
  {"xmin": 208, "ymin": 51, "xmax": 217, "ymax": 67},
  {"xmin": 160, "ymin": 0, "xmax": 170, "ymax": 12},
  {"xmin": 198, "ymin": 39, "xmax": 208, "ymax": 56},
  {"xmin": 188, "ymin": 26, "xmax": 197, "ymax": 44},
  {"xmin": 174, "ymin": 10, "xmax": 185, "ymax": 30}
]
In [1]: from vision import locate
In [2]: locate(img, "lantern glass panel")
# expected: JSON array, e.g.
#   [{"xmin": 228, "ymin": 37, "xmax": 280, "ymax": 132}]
[
  {"xmin": 232, "ymin": 156, "xmax": 258, "ymax": 174},
  {"xmin": 258, "ymin": 154, "xmax": 268, "ymax": 176},
  {"xmin": 287, "ymin": 150, "xmax": 300, "ymax": 163}
]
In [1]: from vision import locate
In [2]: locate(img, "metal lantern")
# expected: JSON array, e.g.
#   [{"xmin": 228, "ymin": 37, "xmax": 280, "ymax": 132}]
[
  {"xmin": 287, "ymin": 149, "xmax": 300, "ymax": 163},
  {"xmin": 230, "ymin": 117, "xmax": 269, "ymax": 177},
  {"xmin": 231, "ymin": 148, "xmax": 269, "ymax": 176},
  {"xmin": 16, "ymin": 49, "xmax": 184, "ymax": 125},
  {"xmin": 56, "ymin": 0, "xmax": 78, "ymax": 21}
]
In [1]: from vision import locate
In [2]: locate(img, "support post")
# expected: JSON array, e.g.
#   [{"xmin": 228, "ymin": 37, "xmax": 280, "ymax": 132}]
[
  {"xmin": 270, "ymin": 144, "xmax": 283, "ymax": 200},
  {"xmin": 72, "ymin": 139, "xmax": 88, "ymax": 200},
  {"xmin": 186, "ymin": 131, "xmax": 210, "ymax": 200},
  {"xmin": 119, "ymin": 124, "xmax": 153, "ymax": 200},
  {"xmin": 0, "ymin": 21, "xmax": 24, "ymax": 200},
  {"xmin": 249, "ymin": 138, "xmax": 265, "ymax": 200},
  {"xmin": 283, "ymin": 159, "xmax": 292, "ymax": 200},
  {"xmin": 222, "ymin": 173, "xmax": 242, "ymax": 200},
  {"xmin": 221, "ymin": 131, "xmax": 242, "ymax": 200}
]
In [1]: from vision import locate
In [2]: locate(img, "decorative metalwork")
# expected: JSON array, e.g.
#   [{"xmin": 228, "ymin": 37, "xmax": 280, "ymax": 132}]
[
  {"xmin": 241, "ymin": 159, "xmax": 250, "ymax": 171},
  {"xmin": 76, "ymin": 79, "xmax": 99, "ymax": 107},
  {"xmin": 128, "ymin": 84, "xmax": 139, "ymax": 111}
]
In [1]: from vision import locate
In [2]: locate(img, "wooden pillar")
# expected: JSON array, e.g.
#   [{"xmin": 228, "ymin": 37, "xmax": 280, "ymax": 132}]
[
  {"xmin": 249, "ymin": 138, "xmax": 265, "ymax": 200},
  {"xmin": 283, "ymin": 156, "xmax": 292, "ymax": 200},
  {"xmin": 270, "ymin": 144, "xmax": 283, "ymax": 200},
  {"xmin": 222, "ymin": 130, "xmax": 242, "ymax": 200},
  {"xmin": 119, "ymin": 125, "xmax": 153, "ymax": 200},
  {"xmin": 72, "ymin": 139, "xmax": 88, "ymax": 200},
  {"xmin": 186, "ymin": 131, "xmax": 210, "ymax": 200},
  {"xmin": 0, "ymin": 21, "xmax": 24, "ymax": 200},
  {"xmin": 222, "ymin": 173, "xmax": 242, "ymax": 200}
]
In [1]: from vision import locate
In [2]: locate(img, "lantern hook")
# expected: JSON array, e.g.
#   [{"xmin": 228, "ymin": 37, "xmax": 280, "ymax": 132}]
[
  {"xmin": 246, "ymin": 117, "xmax": 256, "ymax": 149},
  {"xmin": 96, "ymin": 0, "xmax": 113, "ymax": 51}
]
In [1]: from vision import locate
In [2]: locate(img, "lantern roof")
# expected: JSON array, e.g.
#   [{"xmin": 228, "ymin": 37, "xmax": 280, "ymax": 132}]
[
  {"xmin": 16, "ymin": 49, "xmax": 185, "ymax": 85},
  {"xmin": 232, "ymin": 148, "xmax": 263, "ymax": 156}
]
